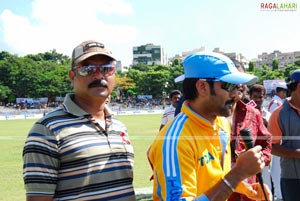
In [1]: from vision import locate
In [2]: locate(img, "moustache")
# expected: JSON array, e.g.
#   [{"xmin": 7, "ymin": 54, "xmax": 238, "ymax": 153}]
[{"xmin": 88, "ymin": 79, "xmax": 108, "ymax": 88}]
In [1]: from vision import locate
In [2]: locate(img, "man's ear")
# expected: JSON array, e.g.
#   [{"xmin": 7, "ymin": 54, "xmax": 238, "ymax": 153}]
[
  {"xmin": 69, "ymin": 70, "xmax": 75, "ymax": 84},
  {"xmin": 196, "ymin": 80, "xmax": 210, "ymax": 96}
]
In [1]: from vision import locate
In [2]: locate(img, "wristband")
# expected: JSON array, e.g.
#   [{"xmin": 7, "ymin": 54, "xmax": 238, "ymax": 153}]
[{"xmin": 223, "ymin": 178, "xmax": 235, "ymax": 192}]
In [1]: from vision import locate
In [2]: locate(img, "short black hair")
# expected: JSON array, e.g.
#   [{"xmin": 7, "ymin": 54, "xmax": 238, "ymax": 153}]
[
  {"xmin": 276, "ymin": 87, "xmax": 287, "ymax": 93},
  {"xmin": 169, "ymin": 90, "xmax": 182, "ymax": 98},
  {"xmin": 183, "ymin": 79, "xmax": 216, "ymax": 100},
  {"xmin": 249, "ymin": 84, "xmax": 266, "ymax": 96},
  {"xmin": 287, "ymin": 82, "xmax": 299, "ymax": 92},
  {"xmin": 183, "ymin": 79, "xmax": 198, "ymax": 100}
]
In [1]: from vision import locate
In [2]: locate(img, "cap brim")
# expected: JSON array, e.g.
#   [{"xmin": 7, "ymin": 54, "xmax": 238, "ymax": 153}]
[
  {"xmin": 275, "ymin": 83, "xmax": 288, "ymax": 89},
  {"xmin": 174, "ymin": 74, "xmax": 185, "ymax": 83},
  {"xmin": 218, "ymin": 72, "xmax": 258, "ymax": 85}
]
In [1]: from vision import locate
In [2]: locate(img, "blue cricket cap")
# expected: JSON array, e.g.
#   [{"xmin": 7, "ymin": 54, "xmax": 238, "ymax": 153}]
[
  {"xmin": 176, "ymin": 52, "xmax": 258, "ymax": 85},
  {"xmin": 288, "ymin": 69, "xmax": 300, "ymax": 83}
]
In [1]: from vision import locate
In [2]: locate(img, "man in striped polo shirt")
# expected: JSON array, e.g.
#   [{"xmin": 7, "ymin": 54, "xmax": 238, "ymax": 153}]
[{"xmin": 23, "ymin": 40, "xmax": 135, "ymax": 200}]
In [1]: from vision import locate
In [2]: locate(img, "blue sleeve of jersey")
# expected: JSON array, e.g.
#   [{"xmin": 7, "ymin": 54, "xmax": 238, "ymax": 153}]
[
  {"xmin": 194, "ymin": 194, "xmax": 210, "ymax": 201},
  {"xmin": 174, "ymin": 96, "xmax": 185, "ymax": 116}
]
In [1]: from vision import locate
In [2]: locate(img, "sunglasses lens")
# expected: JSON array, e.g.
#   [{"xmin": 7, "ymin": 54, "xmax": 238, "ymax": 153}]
[
  {"xmin": 77, "ymin": 63, "xmax": 115, "ymax": 77},
  {"xmin": 78, "ymin": 66, "xmax": 96, "ymax": 76},
  {"xmin": 221, "ymin": 82, "xmax": 237, "ymax": 92},
  {"xmin": 100, "ymin": 63, "xmax": 115, "ymax": 75},
  {"xmin": 102, "ymin": 67, "xmax": 114, "ymax": 75}
]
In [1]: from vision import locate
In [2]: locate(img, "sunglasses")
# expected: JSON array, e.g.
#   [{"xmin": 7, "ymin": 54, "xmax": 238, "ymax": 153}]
[
  {"xmin": 200, "ymin": 79, "xmax": 237, "ymax": 92},
  {"xmin": 76, "ymin": 62, "xmax": 115, "ymax": 77},
  {"xmin": 220, "ymin": 82, "xmax": 238, "ymax": 92}
]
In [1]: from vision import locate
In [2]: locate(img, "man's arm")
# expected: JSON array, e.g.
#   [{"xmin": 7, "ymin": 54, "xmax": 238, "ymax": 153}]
[
  {"xmin": 23, "ymin": 124, "xmax": 58, "ymax": 200},
  {"xmin": 202, "ymin": 146, "xmax": 268, "ymax": 201},
  {"xmin": 272, "ymin": 144, "xmax": 300, "ymax": 158},
  {"xmin": 255, "ymin": 111, "xmax": 272, "ymax": 165},
  {"xmin": 159, "ymin": 110, "xmax": 168, "ymax": 131},
  {"xmin": 268, "ymin": 100, "xmax": 281, "ymax": 113}
]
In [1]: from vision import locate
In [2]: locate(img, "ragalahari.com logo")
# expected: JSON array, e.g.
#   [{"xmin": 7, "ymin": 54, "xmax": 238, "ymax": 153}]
[{"xmin": 260, "ymin": 2, "xmax": 297, "ymax": 11}]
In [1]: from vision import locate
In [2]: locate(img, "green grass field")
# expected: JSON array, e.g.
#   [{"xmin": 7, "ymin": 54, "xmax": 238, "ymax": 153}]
[{"xmin": 0, "ymin": 114, "xmax": 160, "ymax": 201}]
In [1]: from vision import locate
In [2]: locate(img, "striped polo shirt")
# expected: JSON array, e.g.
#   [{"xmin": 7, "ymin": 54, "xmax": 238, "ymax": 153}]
[
  {"xmin": 160, "ymin": 105, "xmax": 176, "ymax": 125},
  {"xmin": 23, "ymin": 93, "xmax": 135, "ymax": 200}
]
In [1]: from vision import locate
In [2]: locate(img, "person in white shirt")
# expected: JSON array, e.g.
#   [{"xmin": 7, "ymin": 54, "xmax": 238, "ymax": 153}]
[
  {"xmin": 268, "ymin": 82, "xmax": 287, "ymax": 201},
  {"xmin": 268, "ymin": 82, "xmax": 288, "ymax": 113},
  {"xmin": 159, "ymin": 89, "xmax": 181, "ymax": 130}
]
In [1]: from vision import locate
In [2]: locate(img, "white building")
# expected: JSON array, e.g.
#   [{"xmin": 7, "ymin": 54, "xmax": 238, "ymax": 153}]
[
  {"xmin": 169, "ymin": 47, "xmax": 248, "ymax": 68},
  {"xmin": 132, "ymin": 43, "xmax": 167, "ymax": 65},
  {"xmin": 115, "ymin": 60, "xmax": 128, "ymax": 72},
  {"xmin": 256, "ymin": 50, "xmax": 300, "ymax": 68}
]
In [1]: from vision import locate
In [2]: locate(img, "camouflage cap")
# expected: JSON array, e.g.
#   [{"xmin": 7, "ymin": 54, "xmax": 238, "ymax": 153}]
[{"xmin": 71, "ymin": 40, "xmax": 116, "ymax": 68}]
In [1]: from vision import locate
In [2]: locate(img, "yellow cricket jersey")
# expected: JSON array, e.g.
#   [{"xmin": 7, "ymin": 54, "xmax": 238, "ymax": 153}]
[{"xmin": 148, "ymin": 102, "xmax": 232, "ymax": 200}]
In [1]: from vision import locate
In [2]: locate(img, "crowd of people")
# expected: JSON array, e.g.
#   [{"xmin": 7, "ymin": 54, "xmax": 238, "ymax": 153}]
[{"xmin": 22, "ymin": 40, "xmax": 300, "ymax": 201}]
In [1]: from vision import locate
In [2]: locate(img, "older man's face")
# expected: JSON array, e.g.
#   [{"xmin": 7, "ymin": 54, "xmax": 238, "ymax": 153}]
[{"xmin": 69, "ymin": 55, "xmax": 115, "ymax": 103}]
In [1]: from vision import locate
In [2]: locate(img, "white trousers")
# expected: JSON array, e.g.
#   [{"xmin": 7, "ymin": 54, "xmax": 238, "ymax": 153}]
[
  {"xmin": 262, "ymin": 166, "xmax": 272, "ymax": 193},
  {"xmin": 271, "ymin": 155, "xmax": 282, "ymax": 199}
]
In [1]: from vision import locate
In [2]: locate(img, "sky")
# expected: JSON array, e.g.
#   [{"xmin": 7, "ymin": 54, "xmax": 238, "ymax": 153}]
[{"xmin": 0, "ymin": 0, "xmax": 299, "ymax": 66}]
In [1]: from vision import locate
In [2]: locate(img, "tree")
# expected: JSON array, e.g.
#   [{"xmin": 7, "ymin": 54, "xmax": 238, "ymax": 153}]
[
  {"xmin": 248, "ymin": 61, "xmax": 256, "ymax": 72},
  {"xmin": 114, "ymin": 75, "xmax": 136, "ymax": 99},
  {"xmin": 0, "ymin": 50, "xmax": 71, "ymax": 104},
  {"xmin": 272, "ymin": 59, "xmax": 279, "ymax": 71},
  {"xmin": 0, "ymin": 83, "xmax": 11, "ymax": 102},
  {"xmin": 284, "ymin": 64, "xmax": 300, "ymax": 78},
  {"xmin": 33, "ymin": 61, "xmax": 71, "ymax": 101},
  {"xmin": 25, "ymin": 49, "xmax": 70, "ymax": 65},
  {"xmin": 294, "ymin": 60, "xmax": 300, "ymax": 66},
  {"xmin": 1, "ymin": 49, "xmax": 300, "ymax": 106},
  {"xmin": 0, "ymin": 51, "xmax": 15, "ymax": 60},
  {"xmin": 171, "ymin": 58, "xmax": 182, "ymax": 66},
  {"xmin": 130, "ymin": 62, "xmax": 152, "ymax": 72},
  {"xmin": 169, "ymin": 64, "xmax": 184, "ymax": 90}
]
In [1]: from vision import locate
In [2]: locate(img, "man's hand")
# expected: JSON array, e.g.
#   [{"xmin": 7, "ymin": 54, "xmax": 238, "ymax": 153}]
[{"xmin": 233, "ymin": 145, "xmax": 265, "ymax": 180}]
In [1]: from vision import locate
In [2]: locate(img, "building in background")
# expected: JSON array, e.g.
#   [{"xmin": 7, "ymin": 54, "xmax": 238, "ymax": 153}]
[
  {"xmin": 168, "ymin": 47, "xmax": 248, "ymax": 69},
  {"xmin": 115, "ymin": 60, "xmax": 128, "ymax": 72},
  {"xmin": 132, "ymin": 44, "xmax": 300, "ymax": 71},
  {"xmin": 255, "ymin": 50, "xmax": 300, "ymax": 68},
  {"xmin": 168, "ymin": 47, "xmax": 206, "ymax": 64},
  {"xmin": 182, "ymin": 47, "xmax": 206, "ymax": 59},
  {"xmin": 132, "ymin": 43, "xmax": 167, "ymax": 65},
  {"xmin": 213, "ymin": 48, "xmax": 249, "ymax": 68}
]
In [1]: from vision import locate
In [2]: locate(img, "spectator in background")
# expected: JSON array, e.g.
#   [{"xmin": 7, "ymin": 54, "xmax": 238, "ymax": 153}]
[
  {"xmin": 268, "ymin": 82, "xmax": 288, "ymax": 113},
  {"xmin": 174, "ymin": 75, "xmax": 185, "ymax": 117},
  {"xmin": 23, "ymin": 40, "xmax": 135, "ymax": 200},
  {"xmin": 159, "ymin": 89, "xmax": 182, "ymax": 130},
  {"xmin": 248, "ymin": 84, "xmax": 273, "ymax": 198},
  {"xmin": 267, "ymin": 82, "xmax": 287, "ymax": 201},
  {"xmin": 228, "ymin": 62, "xmax": 272, "ymax": 201},
  {"xmin": 268, "ymin": 69, "xmax": 300, "ymax": 201},
  {"xmin": 249, "ymin": 84, "xmax": 271, "ymax": 127}
]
